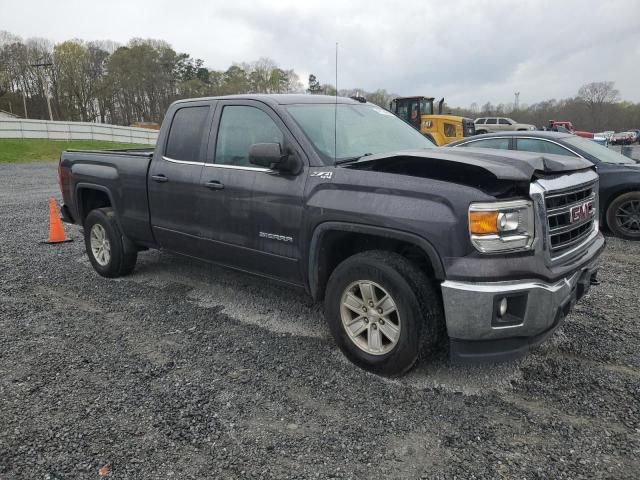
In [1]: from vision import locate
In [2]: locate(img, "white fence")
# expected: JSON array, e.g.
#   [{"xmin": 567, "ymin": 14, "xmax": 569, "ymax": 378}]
[{"xmin": 0, "ymin": 119, "xmax": 158, "ymax": 145}]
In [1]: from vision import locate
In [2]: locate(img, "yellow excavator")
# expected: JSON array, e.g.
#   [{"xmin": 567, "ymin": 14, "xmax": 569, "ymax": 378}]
[{"xmin": 389, "ymin": 96, "xmax": 475, "ymax": 146}]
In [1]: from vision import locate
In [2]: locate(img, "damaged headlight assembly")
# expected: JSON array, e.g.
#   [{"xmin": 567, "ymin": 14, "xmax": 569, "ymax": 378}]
[{"xmin": 468, "ymin": 200, "xmax": 534, "ymax": 253}]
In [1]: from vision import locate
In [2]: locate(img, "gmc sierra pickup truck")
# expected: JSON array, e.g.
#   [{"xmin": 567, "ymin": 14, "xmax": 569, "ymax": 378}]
[{"xmin": 59, "ymin": 94, "xmax": 605, "ymax": 375}]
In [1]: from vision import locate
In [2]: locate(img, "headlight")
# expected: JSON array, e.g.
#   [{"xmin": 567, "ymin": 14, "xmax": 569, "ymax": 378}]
[{"xmin": 468, "ymin": 200, "xmax": 534, "ymax": 253}]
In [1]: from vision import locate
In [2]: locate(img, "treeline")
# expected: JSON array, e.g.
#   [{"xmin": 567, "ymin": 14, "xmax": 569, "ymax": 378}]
[
  {"xmin": 2, "ymin": 31, "xmax": 639, "ymax": 131},
  {"xmin": 448, "ymin": 81, "xmax": 640, "ymax": 133},
  {"xmin": 0, "ymin": 31, "xmax": 304, "ymax": 125}
]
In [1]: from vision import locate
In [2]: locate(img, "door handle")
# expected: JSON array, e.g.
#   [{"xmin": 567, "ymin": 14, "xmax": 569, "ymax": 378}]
[
  {"xmin": 151, "ymin": 174, "xmax": 168, "ymax": 183},
  {"xmin": 204, "ymin": 180, "xmax": 224, "ymax": 190}
]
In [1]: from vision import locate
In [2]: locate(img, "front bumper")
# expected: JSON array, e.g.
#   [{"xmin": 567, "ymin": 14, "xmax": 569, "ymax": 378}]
[{"xmin": 441, "ymin": 252, "xmax": 601, "ymax": 363}]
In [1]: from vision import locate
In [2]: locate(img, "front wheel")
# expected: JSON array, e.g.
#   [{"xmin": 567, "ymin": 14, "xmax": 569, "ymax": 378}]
[
  {"xmin": 606, "ymin": 192, "xmax": 640, "ymax": 240},
  {"xmin": 84, "ymin": 208, "xmax": 138, "ymax": 277},
  {"xmin": 324, "ymin": 250, "xmax": 444, "ymax": 376}
]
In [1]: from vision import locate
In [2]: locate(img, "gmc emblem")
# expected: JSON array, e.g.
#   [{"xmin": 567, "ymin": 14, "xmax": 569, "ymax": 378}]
[{"xmin": 570, "ymin": 200, "xmax": 594, "ymax": 223}]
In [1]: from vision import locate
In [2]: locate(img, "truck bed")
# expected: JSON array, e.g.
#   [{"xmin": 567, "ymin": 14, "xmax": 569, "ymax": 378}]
[{"xmin": 59, "ymin": 149, "xmax": 155, "ymax": 245}]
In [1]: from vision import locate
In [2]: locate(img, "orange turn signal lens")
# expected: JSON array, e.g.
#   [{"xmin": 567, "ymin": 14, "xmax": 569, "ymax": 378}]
[{"xmin": 469, "ymin": 211, "xmax": 499, "ymax": 234}]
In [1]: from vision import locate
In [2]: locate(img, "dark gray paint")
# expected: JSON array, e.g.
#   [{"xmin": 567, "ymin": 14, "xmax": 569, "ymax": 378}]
[{"xmin": 59, "ymin": 94, "xmax": 600, "ymax": 293}]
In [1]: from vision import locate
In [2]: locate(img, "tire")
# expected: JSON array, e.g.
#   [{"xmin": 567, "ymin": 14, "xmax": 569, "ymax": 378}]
[
  {"xmin": 476, "ymin": 130, "xmax": 488, "ymax": 135},
  {"xmin": 606, "ymin": 192, "xmax": 640, "ymax": 240},
  {"xmin": 324, "ymin": 250, "xmax": 444, "ymax": 376},
  {"xmin": 84, "ymin": 208, "xmax": 138, "ymax": 277}
]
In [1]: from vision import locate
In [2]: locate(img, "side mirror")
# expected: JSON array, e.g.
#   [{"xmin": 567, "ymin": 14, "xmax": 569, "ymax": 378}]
[
  {"xmin": 249, "ymin": 143, "xmax": 301, "ymax": 174},
  {"xmin": 249, "ymin": 143, "xmax": 282, "ymax": 168}
]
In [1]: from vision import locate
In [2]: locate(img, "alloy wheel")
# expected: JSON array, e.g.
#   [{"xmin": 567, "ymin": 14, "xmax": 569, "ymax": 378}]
[
  {"xmin": 90, "ymin": 223, "xmax": 111, "ymax": 266},
  {"xmin": 340, "ymin": 280, "xmax": 401, "ymax": 355},
  {"xmin": 615, "ymin": 199, "xmax": 640, "ymax": 235}
]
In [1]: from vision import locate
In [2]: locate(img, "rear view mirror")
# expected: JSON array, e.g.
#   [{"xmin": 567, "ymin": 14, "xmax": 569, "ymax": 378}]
[{"xmin": 249, "ymin": 143, "xmax": 301, "ymax": 174}]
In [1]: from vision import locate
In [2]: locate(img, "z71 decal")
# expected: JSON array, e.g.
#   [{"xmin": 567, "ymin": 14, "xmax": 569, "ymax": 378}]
[{"xmin": 310, "ymin": 171, "xmax": 333, "ymax": 180}]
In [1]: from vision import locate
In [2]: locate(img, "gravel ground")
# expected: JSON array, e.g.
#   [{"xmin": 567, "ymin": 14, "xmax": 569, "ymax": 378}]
[{"xmin": 1, "ymin": 162, "xmax": 639, "ymax": 479}]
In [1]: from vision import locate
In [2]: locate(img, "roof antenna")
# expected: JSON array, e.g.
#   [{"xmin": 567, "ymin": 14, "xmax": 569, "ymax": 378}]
[{"xmin": 334, "ymin": 42, "xmax": 338, "ymax": 164}]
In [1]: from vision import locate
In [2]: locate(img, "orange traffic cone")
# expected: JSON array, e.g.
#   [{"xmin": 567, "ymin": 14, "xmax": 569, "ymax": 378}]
[{"xmin": 43, "ymin": 197, "xmax": 72, "ymax": 244}]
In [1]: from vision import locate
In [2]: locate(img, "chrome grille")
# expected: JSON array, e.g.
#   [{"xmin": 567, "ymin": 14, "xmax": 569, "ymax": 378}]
[{"xmin": 545, "ymin": 182, "xmax": 597, "ymax": 258}]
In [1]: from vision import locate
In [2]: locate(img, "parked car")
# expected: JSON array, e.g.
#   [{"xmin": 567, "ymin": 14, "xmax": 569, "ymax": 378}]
[
  {"xmin": 611, "ymin": 131, "xmax": 635, "ymax": 145},
  {"xmin": 448, "ymin": 131, "xmax": 640, "ymax": 239},
  {"xmin": 592, "ymin": 134, "xmax": 608, "ymax": 146},
  {"xmin": 627, "ymin": 129, "xmax": 640, "ymax": 144},
  {"xmin": 594, "ymin": 131, "xmax": 614, "ymax": 145},
  {"xmin": 59, "ymin": 95, "xmax": 604, "ymax": 375},
  {"xmin": 597, "ymin": 131, "xmax": 615, "ymax": 142},
  {"xmin": 474, "ymin": 117, "xmax": 536, "ymax": 134}
]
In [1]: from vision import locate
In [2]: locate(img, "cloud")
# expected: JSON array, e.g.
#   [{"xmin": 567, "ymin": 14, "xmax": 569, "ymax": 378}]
[{"xmin": 3, "ymin": 0, "xmax": 639, "ymax": 106}]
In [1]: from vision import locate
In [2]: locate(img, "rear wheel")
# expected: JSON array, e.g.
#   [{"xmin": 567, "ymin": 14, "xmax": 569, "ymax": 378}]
[
  {"xmin": 324, "ymin": 250, "xmax": 444, "ymax": 376},
  {"xmin": 606, "ymin": 192, "xmax": 640, "ymax": 240},
  {"xmin": 84, "ymin": 208, "xmax": 138, "ymax": 277}
]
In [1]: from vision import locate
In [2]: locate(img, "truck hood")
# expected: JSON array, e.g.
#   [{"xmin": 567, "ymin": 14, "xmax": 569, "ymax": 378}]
[{"xmin": 343, "ymin": 147, "xmax": 594, "ymax": 182}]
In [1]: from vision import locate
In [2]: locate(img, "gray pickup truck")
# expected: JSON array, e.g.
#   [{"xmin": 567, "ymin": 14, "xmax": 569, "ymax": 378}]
[{"xmin": 59, "ymin": 94, "xmax": 604, "ymax": 375}]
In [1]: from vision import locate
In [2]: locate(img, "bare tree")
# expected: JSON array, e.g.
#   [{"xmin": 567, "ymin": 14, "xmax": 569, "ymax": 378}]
[{"xmin": 578, "ymin": 81, "xmax": 619, "ymax": 131}]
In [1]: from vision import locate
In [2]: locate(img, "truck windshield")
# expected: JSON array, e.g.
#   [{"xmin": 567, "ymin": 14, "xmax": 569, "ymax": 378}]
[
  {"xmin": 565, "ymin": 136, "xmax": 637, "ymax": 165},
  {"xmin": 286, "ymin": 103, "xmax": 435, "ymax": 164}
]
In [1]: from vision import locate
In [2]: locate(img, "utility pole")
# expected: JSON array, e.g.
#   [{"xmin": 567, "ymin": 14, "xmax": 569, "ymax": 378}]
[
  {"xmin": 514, "ymin": 92, "xmax": 520, "ymax": 110},
  {"xmin": 22, "ymin": 93, "xmax": 28, "ymax": 119},
  {"xmin": 31, "ymin": 61, "xmax": 54, "ymax": 121}
]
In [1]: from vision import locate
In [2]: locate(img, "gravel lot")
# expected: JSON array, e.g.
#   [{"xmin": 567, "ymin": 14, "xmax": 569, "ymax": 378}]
[{"xmin": 1, "ymin": 161, "xmax": 639, "ymax": 479}]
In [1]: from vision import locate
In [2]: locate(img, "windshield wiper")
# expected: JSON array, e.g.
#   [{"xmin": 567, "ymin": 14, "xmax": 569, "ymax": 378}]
[{"xmin": 334, "ymin": 153, "xmax": 373, "ymax": 165}]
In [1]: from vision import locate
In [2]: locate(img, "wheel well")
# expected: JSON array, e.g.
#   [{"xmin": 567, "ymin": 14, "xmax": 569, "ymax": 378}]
[
  {"xmin": 78, "ymin": 188, "xmax": 111, "ymax": 225},
  {"xmin": 313, "ymin": 231, "xmax": 437, "ymax": 301}
]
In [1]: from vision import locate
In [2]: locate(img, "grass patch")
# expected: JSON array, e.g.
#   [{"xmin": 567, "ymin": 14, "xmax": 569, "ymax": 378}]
[{"xmin": 0, "ymin": 139, "xmax": 153, "ymax": 163}]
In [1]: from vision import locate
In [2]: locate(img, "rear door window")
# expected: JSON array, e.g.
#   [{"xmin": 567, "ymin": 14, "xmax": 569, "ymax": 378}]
[
  {"xmin": 498, "ymin": 118, "xmax": 511, "ymax": 125},
  {"xmin": 459, "ymin": 138, "xmax": 510, "ymax": 149},
  {"xmin": 165, "ymin": 106, "xmax": 210, "ymax": 162},
  {"xmin": 516, "ymin": 138, "xmax": 577, "ymax": 156},
  {"xmin": 485, "ymin": 118, "xmax": 497, "ymax": 125}
]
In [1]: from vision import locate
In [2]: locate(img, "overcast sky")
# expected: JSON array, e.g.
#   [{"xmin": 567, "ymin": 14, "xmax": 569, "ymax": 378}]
[{"xmin": 3, "ymin": 0, "xmax": 639, "ymax": 107}]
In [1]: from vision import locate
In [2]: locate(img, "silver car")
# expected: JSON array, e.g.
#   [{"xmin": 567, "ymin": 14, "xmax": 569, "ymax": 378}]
[{"xmin": 475, "ymin": 117, "xmax": 536, "ymax": 134}]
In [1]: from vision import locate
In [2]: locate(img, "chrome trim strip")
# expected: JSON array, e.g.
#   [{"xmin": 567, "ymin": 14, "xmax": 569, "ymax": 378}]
[
  {"xmin": 468, "ymin": 199, "xmax": 531, "ymax": 211},
  {"xmin": 545, "ymin": 183, "xmax": 595, "ymax": 199},
  {"xmin": 442, "ymin": 272, "xmax": 579, "ymax": 294},
  {"xmin": 535, "ymin": 170, "xmax": 598, "ymax": 192},
  {"xmin": 452, "ymin": 135, "xmax": 584, "ymax": 158},
  {"xmin": 162, "ymin": 156, "xmax": 272, "ymax": 172},
  {"xmin": 162, "ymin": 156, "xmax": 205, "ymax": 166},
  {"xmin": 204, "ymin": 163, "xmax": 272, "ymax": 172}
]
